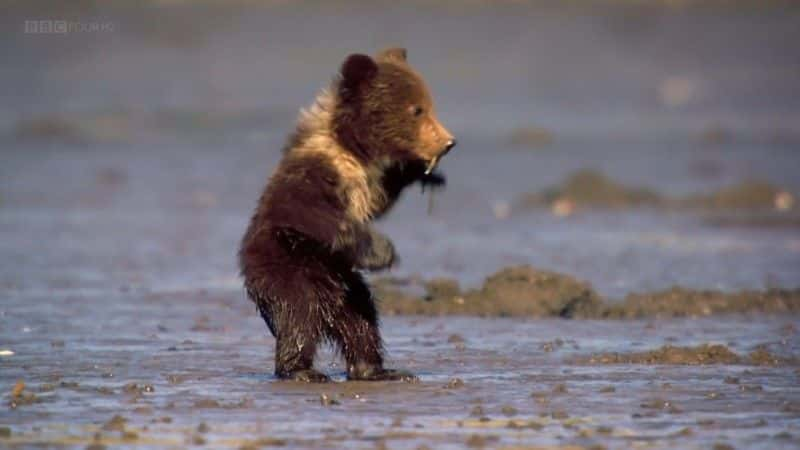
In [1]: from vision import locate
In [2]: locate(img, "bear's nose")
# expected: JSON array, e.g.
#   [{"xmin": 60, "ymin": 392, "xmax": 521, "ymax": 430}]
[{"xmin": 444, "ymin": 139, "xmax": 457, "ymax": 153}]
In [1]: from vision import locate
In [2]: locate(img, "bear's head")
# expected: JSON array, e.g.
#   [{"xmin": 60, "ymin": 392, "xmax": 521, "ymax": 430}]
[{"xmin": 332, "ymin": 48, "xmax": 456, "ymax": 172}]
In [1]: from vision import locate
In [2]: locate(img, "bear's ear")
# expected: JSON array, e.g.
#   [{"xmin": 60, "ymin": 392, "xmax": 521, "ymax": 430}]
[
  {"xmin": 376, "ymin": 47, "xmax": 408, "ymax": 63},
  {"xmin": 340, "ymin": 54, "xmax": 378, "ymax": 92}
]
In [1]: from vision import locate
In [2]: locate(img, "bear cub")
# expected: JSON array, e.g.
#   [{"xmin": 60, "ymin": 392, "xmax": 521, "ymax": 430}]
[{"xmin": 239, "ymin": 48, "xmax": 455, "ymax": 382}]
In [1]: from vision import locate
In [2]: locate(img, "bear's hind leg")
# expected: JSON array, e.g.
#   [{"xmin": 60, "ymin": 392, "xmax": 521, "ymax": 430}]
[
  {"xmin": 268, "ymin": 300, "xmax": 329, "ymax": 383},
  {"xmin": 332, "ymin": 275, "xmax": 416, "ymax": 382}
]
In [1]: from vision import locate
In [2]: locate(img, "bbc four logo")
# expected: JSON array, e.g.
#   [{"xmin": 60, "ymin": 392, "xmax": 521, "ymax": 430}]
[{"xmin": 24, "ymin": 20, "xmax": 114, "ymax": 34}]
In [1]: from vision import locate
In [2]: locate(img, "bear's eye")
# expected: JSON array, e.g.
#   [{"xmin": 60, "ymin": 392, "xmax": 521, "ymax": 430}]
[{"xmin": 411, "ymin": 106, "xmax": 424, "ymax": 117}]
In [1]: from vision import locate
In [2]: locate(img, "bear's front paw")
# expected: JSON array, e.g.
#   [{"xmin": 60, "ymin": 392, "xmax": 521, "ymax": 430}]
[{"xmin": 357, "ymin": 231, "xmax": 397, "ymax": 271}]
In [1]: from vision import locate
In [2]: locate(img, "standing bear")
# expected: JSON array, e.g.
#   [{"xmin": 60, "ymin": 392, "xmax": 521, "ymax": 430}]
[{"xmin": 239, "ymin": 48, "xmax": 456, "ymax": 382}]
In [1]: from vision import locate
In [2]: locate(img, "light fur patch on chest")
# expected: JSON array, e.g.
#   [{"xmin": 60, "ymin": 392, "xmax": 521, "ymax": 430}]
[
  {"xmin": 291, "ymin": 88, "xmax": 387, "ymax": 224},
  {"xmin": 294, "ymin": 135, "xmax": 384, "ymax": 224}
]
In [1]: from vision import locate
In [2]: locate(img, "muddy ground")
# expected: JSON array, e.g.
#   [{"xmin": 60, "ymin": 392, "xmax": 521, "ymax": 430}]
[
  {"xmin": 3, "ymin": 297, "xmax": 800, "ymax": 450},
  {"xmin": 2, "ymin": 1, "xmax": 800, "ymax": 449}
]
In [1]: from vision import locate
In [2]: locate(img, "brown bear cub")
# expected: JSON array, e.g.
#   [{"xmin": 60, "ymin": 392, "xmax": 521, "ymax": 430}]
[{"xmin": 239, "ymin": 48, "xmax": 455, "ymax": 382}]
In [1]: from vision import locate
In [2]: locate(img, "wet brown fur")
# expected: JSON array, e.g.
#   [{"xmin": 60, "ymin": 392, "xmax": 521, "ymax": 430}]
[{"xmin": 239, "ymin": 48, "xmax": 454, "ymax": 381}]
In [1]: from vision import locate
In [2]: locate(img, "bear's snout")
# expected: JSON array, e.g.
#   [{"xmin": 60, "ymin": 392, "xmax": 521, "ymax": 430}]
[{"xmin": 444, "ymin": 138, "xmax": 457, "ymax": 153}]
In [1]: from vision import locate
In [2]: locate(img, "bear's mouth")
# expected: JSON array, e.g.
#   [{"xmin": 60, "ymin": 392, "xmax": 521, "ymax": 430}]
[
  {"xmin": 424, "ymin": 140, "xmax": 456, "ymax": 175},
  {"xmin": 424, "ymin": 155, "xmax": 441, "ymax": 175}
]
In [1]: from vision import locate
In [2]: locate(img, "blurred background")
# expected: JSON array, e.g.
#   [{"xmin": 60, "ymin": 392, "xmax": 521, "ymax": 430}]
[
  {"xmin": 2, "ymin": 3, "xmax": 800, "ymax": 448},
  {"xmin": 2, "ymin": 0, "xmax": 799, "ymax": 300}
]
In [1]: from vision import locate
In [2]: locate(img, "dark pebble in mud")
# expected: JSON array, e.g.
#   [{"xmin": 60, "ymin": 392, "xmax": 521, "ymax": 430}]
[
  {"xmin": 197, "ymin": 422, "xmax": 210, "ymax": 433},
  {"xmin": 319, "ymin": 393, "xmax": 339, "ymax": 406},
  {"xmin": 712, "ymin": 444, "xmax": 735, "ymax": 450},
  {"xmin": 238, "ymin": 438, "xmax": 287, "ymax": 450},
  {"xmin": 194, "ymin": 399, "xmax": 222, "ymax": 408},
  {"xmin": 0, "ymin": 427, "xmax": 11, "ymax": 437},
  {"xmin": 500, "ymin": 405, "xmax": 517, "ymax": 416},
  {"xmin": 447, "ymin": 334, "xmax": 465, "ymax": 344},
  {"xmin": 541, "ymin": 338, "xmax": 565, "ymax": 352},
  {"xmin": 165, "ymin": 374, "xmax": 186, "ymax": 384},
  {"xmin": 133, "ymin": 406, "xmax": 152, "ymax": 415},
  {"xmin": 102, "ymin": 415, "xmax": 127, "ymax": 432},
  {"xmin": 640, "ymin": 399, "xmax": 682, "ymax": 413},
  {"xmin": 469, "ymin": 405, "xmax": 485, "ymax": 417},
  {"xmin": 739, "ymin": 384, "xmax": 763, "ymax": 392},
  {"xmin": 122, "ymin": 430, "xmax": 139, "ymax": 441},
  {"xmin": 444, "ymin": 378, "xmax": 465, "ymax": 389},
  {"xmin": 466, "ymin": 434, "xmax": 499, "ymax": 447},
  {"xmin": 122, "ymin": 383, "xmax": 154, "ymax": 394},
  {"xmin": 724, "ymin": 376, "xmax": 740, "ymax": 384},
  {"xmin": 781, "ymin": 401, "xmax": 800, "ymax": 413},
  {"xmin": 552, "ymin": 383, "xmax": 568, "ymax": 394}
]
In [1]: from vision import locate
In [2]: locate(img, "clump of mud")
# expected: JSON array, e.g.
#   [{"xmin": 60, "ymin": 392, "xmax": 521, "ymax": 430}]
[
  {"xmin": 467, "ymin": 266, "xmax": 604, "ymax": 318},
  {"xmin": 378, "ymin": 265, "xmax": 603, "ymax": 318},
  {"xmin": 581, "ymin": 344, "xmax": 797, "ymax": 366},
  {"xmin": 517, "ymin": 169, "xmax": 663, "ymax": 210},
  {"xmin": 376, "ymin": 265, "xmax": 800, "ymax": 319},
  {"xmin": 515, "ymin": 169, "xmax": 795, "ymax": 215}
]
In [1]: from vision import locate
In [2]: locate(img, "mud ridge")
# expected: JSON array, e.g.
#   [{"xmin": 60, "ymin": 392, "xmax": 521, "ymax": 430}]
[{"xmin": 375, "ymin": 265, "xmax": 800, "ymax": 318}]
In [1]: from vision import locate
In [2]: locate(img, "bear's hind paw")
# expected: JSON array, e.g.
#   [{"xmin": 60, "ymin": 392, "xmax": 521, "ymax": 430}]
[
  {"xmin": 277, "ymin": 369, "xmax": 330, "ymax": 383},
  {"xmin": 349, "ymin": 368, "xmax": 418, "ymax": 383}
]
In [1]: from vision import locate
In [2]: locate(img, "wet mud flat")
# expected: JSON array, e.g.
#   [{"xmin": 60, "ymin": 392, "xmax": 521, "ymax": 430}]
[{"xmin": 2, "ymin": 287, "xmax": 799, "ymax": 450}]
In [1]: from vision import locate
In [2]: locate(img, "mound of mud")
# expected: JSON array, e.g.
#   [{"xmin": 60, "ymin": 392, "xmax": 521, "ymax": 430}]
[
  {"xmin": 379, "ymin": 265, "xmax": 603, "ymax": 318},
  {"xmin": 515, "ymin": 169, "xmax": 794, "ymax": 214},
  {"xmin": 375, "ymin": 265, "xmax": 800, "ymax": 319},
  {"xmin": 517, "ymin": 169, "xmax": 663, "ymax": 210},
  {"xmin": 468, "ymin": 265, "xmax": 604, "ymax": 318}
]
